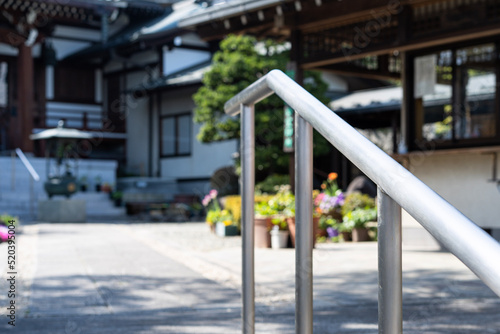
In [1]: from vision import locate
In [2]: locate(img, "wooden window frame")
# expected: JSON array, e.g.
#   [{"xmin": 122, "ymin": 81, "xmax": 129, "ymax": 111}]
[
  {"xmin": 160, "ymin": 112, "xmax": 192, "ymax": 158},
  {"xmin": 408, "ymin": 36, "xmax": 500, "ymax": 151}
]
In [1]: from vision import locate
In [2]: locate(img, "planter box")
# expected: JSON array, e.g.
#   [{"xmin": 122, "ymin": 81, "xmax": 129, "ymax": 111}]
[
  {"xmin": 270, "ymin": 229, "xmax": 289, "ymax": 249},
  {"xmin": 215, "ymin": 222, "xmax": 238, "ymax": 237},
  {"xmin": 254, "ymin": 217, "xmax": 273, "ymax": 248},
  {"xmin": 352, "ymin": 227, "xmax": 370, "ymax": 242},
  {"xmin": 286, "ymin": 216, "xmax": 320, "ymax": 248}
]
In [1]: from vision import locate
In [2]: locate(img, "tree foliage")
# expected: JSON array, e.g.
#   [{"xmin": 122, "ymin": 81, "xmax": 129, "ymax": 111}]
[{"xmin": 193, "ymin": 34, "xmax": 331, "ymax": 177}]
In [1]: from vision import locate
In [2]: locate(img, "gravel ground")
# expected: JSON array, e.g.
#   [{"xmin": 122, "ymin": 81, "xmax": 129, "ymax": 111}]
[{"xmin": 0, "ymin": 221, "xmax": 498, "ymax": 333}]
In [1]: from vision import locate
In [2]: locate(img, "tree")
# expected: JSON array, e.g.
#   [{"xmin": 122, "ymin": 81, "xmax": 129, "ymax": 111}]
[{"xmin": 193, "ymin": 34, "xmax": 330, "ymax": 179}]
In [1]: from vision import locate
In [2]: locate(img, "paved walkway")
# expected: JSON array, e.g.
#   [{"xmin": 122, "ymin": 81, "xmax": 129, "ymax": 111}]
[{"xmin": 0, "ymin": 222, "xmax": 499, "ymax": 333}]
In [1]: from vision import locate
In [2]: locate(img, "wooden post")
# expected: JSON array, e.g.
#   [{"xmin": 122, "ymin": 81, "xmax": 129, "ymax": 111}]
[
  {"xmin": 400, "ymin": 52, "xmax": 411, "ymax": 153},
  {"xmin": 17, "ymin": 44, "xmax": 34, "ymax": 152},
  {"xmin": 83, "ymin": 112, "xmax": 88, "ymax": 130}
]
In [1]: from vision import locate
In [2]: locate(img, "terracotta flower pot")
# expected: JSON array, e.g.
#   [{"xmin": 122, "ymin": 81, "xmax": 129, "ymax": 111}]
[
  {"xmin": 208, "ymin": 223, "xmax": 215, "ymax": 234},
  {"xmin": 352, "ymin": 227, "xmax": 370, "ymax": 242},
  {"xmin": 317, "ymin": 228, "xmax": 328, "ymax": 238},
  {"xmin": 254, "ymin": 217, "xmax": 273, "ymax": 248},
  {"xmin": 286, "ymin": 216, "xmax": 320, "ymax": 248},
  {"xmin": 340, "ymin": 231, "xmax": 351, "ymax": 242}
]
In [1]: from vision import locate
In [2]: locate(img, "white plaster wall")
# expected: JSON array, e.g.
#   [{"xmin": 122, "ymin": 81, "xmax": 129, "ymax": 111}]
[
  {"xmin": 50, "ymin": 38, "xmax": 92, "ymax": 60},
  {"xmin": 160, "ymin": 122, "xmax": 237, "ymax": 179},
  {"xmin": 125, "ymin": 70, "xmax": 151, "ymax": 176},
  {"xmin": 404, "ymin": 152, "xmax": 500, "ymax": 228},
  {"xmin": 0, "ymin": 44, "xmax": 18, "ymax": 56},
  {"xmin": 159, "ymin": 87, "xmax": 237, "ymax": 180},
  {"xmin": 151, "ymin": 89, "xmax": 160, "ymax": 177},
  {"xmin": 162, "ymin": 48, "xmax": 211, "ymax": 76},
  {"xmin": 127, "ymin": 69, "xmax": 155, "ymax": 90}
]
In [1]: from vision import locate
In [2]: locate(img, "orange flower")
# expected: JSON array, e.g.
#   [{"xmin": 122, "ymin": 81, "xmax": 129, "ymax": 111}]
[
  {"xmin": 321, "ymin": 183, "xmax": 326, "ymax": 189},
  {"xmin": 328, "ymin": 172, "xmax": 338, "ymax": 181},
  {"xmin": 315, "ymin": 207, "xmax": 322, "ymax": 214}
]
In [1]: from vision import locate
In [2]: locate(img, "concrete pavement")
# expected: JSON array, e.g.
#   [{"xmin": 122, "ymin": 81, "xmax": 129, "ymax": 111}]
[{"xmin": 0, "ymin": 221, "xmax": 499, "ymax": 333}]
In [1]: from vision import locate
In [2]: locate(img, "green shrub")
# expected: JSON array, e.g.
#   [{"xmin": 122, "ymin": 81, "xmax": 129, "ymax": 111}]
[
  {"xmin": 271, "ymin": 216, "xmax": 288, "ymax": 230},
  {"xmin": 342, "ymin": 207, "xmax": 377, "ymax": 231},
  {"xmin": 0, "ymin": 214, "xmax": 18, "ymax": 226},
  {"xmin": 341, "ymin": 192, "xmax": 376, "ymax": 216},
  {"xmin": 255, "ymin": 174, "xmax": 289, "ymax": 194},
  {"xmin": 223, "ymin": 195, "xmax": 274, "ymax": 225},
  {"xmin": 111, "ymin": 191, "xmax": 123, "ymax": 200}
]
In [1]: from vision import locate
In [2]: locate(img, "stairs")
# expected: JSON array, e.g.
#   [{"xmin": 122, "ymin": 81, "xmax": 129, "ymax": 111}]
[{"xmin": 72, "ymin": 192, "xmax": 127, "ymax": 221}]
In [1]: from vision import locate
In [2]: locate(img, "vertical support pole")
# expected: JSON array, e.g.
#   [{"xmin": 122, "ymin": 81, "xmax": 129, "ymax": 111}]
[
  {"xmin": 30, "ymin": 176, "xmax": 34, "ymax": 218},
  {"xmin": 241, "ymin": 104, "xmax": 255, "ymax": 334},
  {"xmin": 295, "ymin": 114, "xmax": 313, "ymax": 334},
  {"xmin": 17, "ymin": 44, "xmax": 34, "ymax": 152},
  {"xmin": 399, "ymin": 51, "xmax": 409, "ymax": 154},
  {"xmin": 11, "ymin": 151, "xmax": 15, "ymax": 191},
  {"xmin": 377, "ymin": 188, "xmax": 402, "ymax": 334}
]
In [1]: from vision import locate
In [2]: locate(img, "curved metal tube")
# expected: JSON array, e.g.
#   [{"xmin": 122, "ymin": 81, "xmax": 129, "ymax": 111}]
[{"xmin": 225, "ymin": 69, "xmax": 500, "ymax": 297}]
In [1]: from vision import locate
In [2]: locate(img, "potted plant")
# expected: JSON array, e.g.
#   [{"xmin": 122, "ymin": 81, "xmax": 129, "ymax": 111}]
[
  {"xmin": 95, "ymin": 175, "xmax": 102, "ymax": 192},
  {"xmin": 205, "ymin": 210, "xmax": 220, "ymax": 233},
  {"xmin": 340, "ymin": 192, "xmax": 377, "ymax": 242},
  {"xmin": 214, "ymin": 210, "xmax": 239, "ymax": 237},
  {"xmin": 318, "ymin": 215, "xmax": 340, "ymax": 238},
  {"xmin": 342, "ymin": 207, "xmax": 377, "ymax": 242},
  {"xmin": 254, "ymin": 200, "xmax": 277, "ymax": 248},
  {"xmin": 268, "ymin": 185, "xmax": 324, "ymax": 248},
  {"xmin": 102, "ymin": 183, "xmax": 112, "ymax": 193},
  {"xmin": 112, "ymin": 191, "xmax": 123, "ymax": 207},
  {"xmin": 203, "ymin": 189, "xmax": 234, "ymax": 234},
  {"xmin": 79, "ymin": 176, "xmax": 88, "ymax": 192},
  {"xmin": 314, "ymin": 172, "xmax": 345, "ymax": 220},
  {"xmin": 270, "ymin": 216, "xmax": 289, "ymax": 249}
]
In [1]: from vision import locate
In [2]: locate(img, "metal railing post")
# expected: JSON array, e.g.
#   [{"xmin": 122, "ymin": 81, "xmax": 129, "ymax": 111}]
[
  {"xmin": 11, "ymin": 150, "xmax": 15, "ymax": 191},
  {"xmin": 377, "ymin": 188, "xmax": 402, "ymax": 334},
  {"xmin": 295, "ymin": 114, "xmax": 313, "ymax": 334},
  {"xmin": 30, "ymin": 176, "xmax": 34, "ymax": 218},
  {"xmin": 241, "ymin": 103, "xmax": 255, "ymax": 334},
  {"xmin": 225, "ymin": 69, "xmax": 500, "ymax": 334}
]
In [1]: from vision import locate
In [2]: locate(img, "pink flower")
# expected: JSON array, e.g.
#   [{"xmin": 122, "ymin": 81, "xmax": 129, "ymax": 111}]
[
  {"xmin": 209, "ymin": 189, "xmax": 218, "ymax": 199},
  {"xmin": 0, "ymin": 226, "xmax": 9, "ymax": 242},
  {"xmin": 202, "ymin": 195, "xmax": 211, "ymax": 207},
  {"xmin": 314, "ymin": 193, "xmax": 325, "ymax": 206}
]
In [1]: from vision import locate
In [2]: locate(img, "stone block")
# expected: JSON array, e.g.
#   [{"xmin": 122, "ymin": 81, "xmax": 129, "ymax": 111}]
[{"xmin": 38, "ymin": 200, "xmax": 86, "ymax": 223}]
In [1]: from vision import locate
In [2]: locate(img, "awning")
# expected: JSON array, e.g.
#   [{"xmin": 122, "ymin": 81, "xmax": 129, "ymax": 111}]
[{"xmin": 30, "ymin": 122, "xmax": 94, "ymax": 141}]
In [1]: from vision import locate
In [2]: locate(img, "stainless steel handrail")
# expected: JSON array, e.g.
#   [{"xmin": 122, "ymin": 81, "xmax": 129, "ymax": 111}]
[
  {"xmin": 225, "ymin": 69, "xmax": 500, "ymax": 334},
  {"xmin": 15, "ymin": 148, "xmax": 40, "ymax": 218},
  {"xmin": 15, "ymin": 148, "xmax": 40, "ymax": 182}
]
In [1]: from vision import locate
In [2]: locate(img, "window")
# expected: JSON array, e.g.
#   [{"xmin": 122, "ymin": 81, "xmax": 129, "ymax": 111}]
[
  {"xmin": 160, "ymin": 113, "xmax": 191, "ymax": 157},
  {"xmin": 412, "ymin": 42, "xmax": 498, "ymax": 147},
  {"xmin": 455, "ymin": 44, "xmax": 496, "ymax": 139},
  {"xmin": 0, "ymin": 62, "xmax": 7, "ymax": 108}
]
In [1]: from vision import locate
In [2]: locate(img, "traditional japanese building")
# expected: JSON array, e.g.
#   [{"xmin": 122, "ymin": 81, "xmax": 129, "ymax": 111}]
[
  {"xmin": 0, "ymin": 0, "xmax": 175, "ymax": 160},
  {"xmin": 0, "ymin": 0, "xmax": 238, "ymax": 202},
  {"xmin": 178, "ymin": 0, "xmax": 500, "ymax": 241}
]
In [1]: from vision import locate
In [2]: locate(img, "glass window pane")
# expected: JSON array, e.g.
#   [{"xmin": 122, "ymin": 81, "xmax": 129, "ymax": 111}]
[
  {"xmin": 161, "ymin": 117, "xmax": 175, "ymax": 156},
  {"xmin": 0, "ymin": 62, "xmax": 7, "ymax": 107},
  {"xmin": 455, "ymin": 43, "xmax": 496, "ymax": 139},
  {"xmin": 177, "ymin": 115, "xmax": 191, "ymax": 155},
  {"xmin": 415, "ymin": 50, "xmax": 453, "ymax": 141}
]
